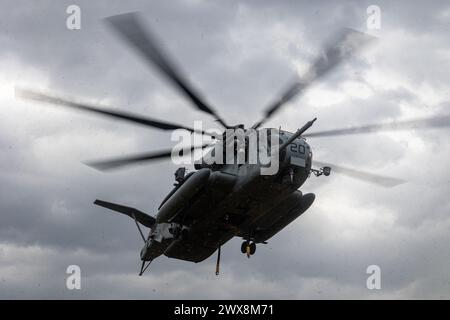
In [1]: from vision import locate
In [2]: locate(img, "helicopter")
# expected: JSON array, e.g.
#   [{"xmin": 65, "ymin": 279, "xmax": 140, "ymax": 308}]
[{"xmin": 16, "ymin": 13, "xmax": 450, "ymax": 276}]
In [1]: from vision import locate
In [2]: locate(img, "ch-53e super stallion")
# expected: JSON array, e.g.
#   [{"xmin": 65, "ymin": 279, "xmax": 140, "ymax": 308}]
[{"xmin": 17, "ymin": 13, "xmax": 450, "ymax": 276}]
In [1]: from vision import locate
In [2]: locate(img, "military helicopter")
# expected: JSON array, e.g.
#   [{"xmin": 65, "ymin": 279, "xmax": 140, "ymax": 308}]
[{"xmin": 16, "ymin": 13, "xmax": 450, "ymax": 276}]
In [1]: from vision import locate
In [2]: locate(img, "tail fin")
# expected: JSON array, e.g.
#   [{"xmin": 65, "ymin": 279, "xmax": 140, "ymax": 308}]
[{"xmin": 94, "ymin": 199, "xmax": 156, "ymax": 228}]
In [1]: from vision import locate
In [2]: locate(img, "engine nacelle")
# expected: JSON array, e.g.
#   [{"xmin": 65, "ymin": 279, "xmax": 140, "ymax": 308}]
[
  {"xmin": 254, "ymin": 192, "xmax": 315, "ymax": 243},
  {"xmin": 155, "ymin": 168, "xmax": 211, "ymax": 223}
]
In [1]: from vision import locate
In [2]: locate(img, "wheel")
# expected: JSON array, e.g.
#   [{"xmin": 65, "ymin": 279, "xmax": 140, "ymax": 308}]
[
  {"xmin": 240, "ymin": 241, "xmax": 248, "ymax": 254},
  {"xmin": 249, "ymin": 242, "xmax": 256, "ymax": 255}
]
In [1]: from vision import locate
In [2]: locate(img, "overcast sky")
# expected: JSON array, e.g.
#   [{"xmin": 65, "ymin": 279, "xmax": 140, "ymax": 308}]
[{"xmin": 1, "ymin": 0, "xmax": 450, "ymax": 299}]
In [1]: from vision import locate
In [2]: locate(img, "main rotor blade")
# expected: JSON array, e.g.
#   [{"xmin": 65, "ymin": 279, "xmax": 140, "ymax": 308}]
[
  {"xmin": 16, "ymin": 88, "xmax": 210, "ymax": 135},
  {"xmin": 105, "ymin": 12, "xmax": 228, "ymax": 128},
  {"xmin": 252, "ymin": 28, "xmax": 375, "ymax": 129},
  {"xmin": 313, "ymin": 160, "xmax": 405, "ymax": 187},
  {"xmin": 85, "ymin": 144, "xmax": 211, "ymax": 171},
  {"xmin": 303, "ymin": 115, "xmax": 450, "ymax": 138}
]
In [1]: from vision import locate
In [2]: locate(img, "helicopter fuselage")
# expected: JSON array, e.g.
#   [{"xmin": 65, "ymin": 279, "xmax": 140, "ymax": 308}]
[{"xmin": 140, "ymin": 130, "xmax": 316, "ymax": 263}]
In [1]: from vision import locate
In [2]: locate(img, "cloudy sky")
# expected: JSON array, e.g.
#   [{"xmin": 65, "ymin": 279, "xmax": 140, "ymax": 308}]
[{"xmin": 1, "ymin": 0, "xmax": 450, "ymax": 299}]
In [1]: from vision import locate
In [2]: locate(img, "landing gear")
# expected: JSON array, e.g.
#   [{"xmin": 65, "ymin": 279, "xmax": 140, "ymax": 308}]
[
  {"xmin": 240, "ymin": 241, "xmax": 256, "ymax": 258},
  {"xmin": 240, "ymin": 241, "xmax": 246, "ymax": 254},
  {"xmin": 249, "ymin": 242, "xmax": 256, "ymax": 256}
]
